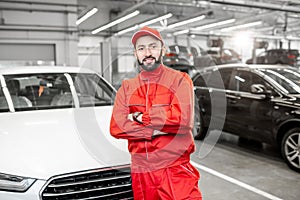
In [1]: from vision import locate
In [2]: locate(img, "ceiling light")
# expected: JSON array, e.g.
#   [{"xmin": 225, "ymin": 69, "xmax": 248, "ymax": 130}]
[
  {"xmin": 115, "ymin": 25, "xmax": 139, "ymax": 36},
  {"xmin": 173, "ymin": 29, "xmax": 189, "ymax": 36},
  {"xmin": 76, "ymin": 8, "xmax": 98, "ymax": 25},
  {"xmin": 92, "ymin": 10, "xmax": 140, "ymax": 34},
  {"xmin": 167, "ymin": 15, "xmax": 206, "ymax": 29},
  {"xmin": 221, "ymin": 21, "xmax": 262, "ymax": 32},
  {"xmin": 192, "ymin": 18, "xmax": 236, "ymax": 31},
  {"xmin": 139, "ymin": 13, "xmax": 173, "ymax": 27},
  {"xmin": 115, "ymin": 13, "xmax": 173, "ymax": 36}
]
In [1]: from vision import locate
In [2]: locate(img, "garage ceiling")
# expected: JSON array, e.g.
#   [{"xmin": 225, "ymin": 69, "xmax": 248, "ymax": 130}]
[{"xmin": 78, "ymin": 0, "xmax": 300, "ymax": 40}]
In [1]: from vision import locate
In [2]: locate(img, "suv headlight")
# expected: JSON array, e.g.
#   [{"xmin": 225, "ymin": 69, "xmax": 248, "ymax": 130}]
[{"xmin": 0, "ymin": 173, "xmax": 36, "ymax": 192}]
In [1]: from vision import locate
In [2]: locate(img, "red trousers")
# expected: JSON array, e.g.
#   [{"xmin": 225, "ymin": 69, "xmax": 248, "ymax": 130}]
[{"xmin": 131, "ymin": 162, "xmax": 202, "ymax": 200}]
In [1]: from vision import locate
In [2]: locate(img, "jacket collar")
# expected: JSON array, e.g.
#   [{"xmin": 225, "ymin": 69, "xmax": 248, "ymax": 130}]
[{"xmin": 139, "ymin": 64, "xmax": 164, "ymax": 81}]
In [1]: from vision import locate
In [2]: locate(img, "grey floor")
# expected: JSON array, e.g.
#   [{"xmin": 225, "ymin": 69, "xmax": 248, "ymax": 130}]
[{"xmin": 191, "ymin": 130, "xmax": 300, "ymax": 200}]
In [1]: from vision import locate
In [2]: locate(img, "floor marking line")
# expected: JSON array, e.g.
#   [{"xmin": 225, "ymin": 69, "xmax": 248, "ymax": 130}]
[{"xmin": 191, "ymin": 161, "xmax": 283, "ymax": 200}]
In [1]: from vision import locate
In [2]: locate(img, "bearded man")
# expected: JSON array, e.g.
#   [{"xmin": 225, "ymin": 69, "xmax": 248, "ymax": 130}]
[{"xmin": 110, "ymin": 26, "xmax": 202, "ymax": 200}]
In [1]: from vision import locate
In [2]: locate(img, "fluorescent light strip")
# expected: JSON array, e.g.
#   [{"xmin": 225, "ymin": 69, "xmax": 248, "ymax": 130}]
[
  {"xmin": 173, "ymin": 29, "xmax": 189, "ymax": 36},
  {"xmin": 139, "ymin": 13, "xmax": 173, "ymax": 27},
  {"xmin": 115, "ymin": 13, "xmax": 173, "ymax": 36},
  {"xmin": 115, "ymin": 25, "xmax": 139, "ymax": 36},
  {"xmin": 168, "ymin": 15, "xmax": 206, "ymax": 29},
  {"xmin": 192, "ymin": 18, "xmax": 236, "ymax": 31},
  {"xmin": 76, "ymin": 8, "xmax": 98, "ymax": 25},
  {"xmin": 92, "ymin": 10, "xmax": 140, "ymax": 34},
  {"xmin": 221, "ymin": 21, "xmax": 262, "ymax": 32}
]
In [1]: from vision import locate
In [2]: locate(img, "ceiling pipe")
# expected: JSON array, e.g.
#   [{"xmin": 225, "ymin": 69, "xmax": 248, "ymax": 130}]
[
  {"xmin": 0, "ymin": 0, "xmax": 78, "ymax": 7},
  {"xmin": 134, "ymin": 0, "xmax": 300, "ymax": 13},
  {"xmin": 118, "ymin": 0, "xmax": 151, "ymax": 16},
  {"xmin": 209, "ymin": 0, "xmax": 300, "ymax": 13},
  {"xmin": 0, "ymin": 7, "xmax": 77, "ymax": 13}
]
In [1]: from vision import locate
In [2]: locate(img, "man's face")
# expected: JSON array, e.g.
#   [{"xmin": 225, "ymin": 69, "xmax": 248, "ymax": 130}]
[{"xmin": 134, "ymin": 35, "xmax": 165, "ymax": 71}]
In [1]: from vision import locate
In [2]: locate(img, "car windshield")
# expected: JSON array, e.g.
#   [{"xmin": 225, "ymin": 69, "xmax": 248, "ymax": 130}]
[
  {"xmin": 260, "ymin": 68, "xmax": 300, "ymax": 94},
  {"xmin": 0, "ymin": 73, "xmax": 115, "ymax": 112}
]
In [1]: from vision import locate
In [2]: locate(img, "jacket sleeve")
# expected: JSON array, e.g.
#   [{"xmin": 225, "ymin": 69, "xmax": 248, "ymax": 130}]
[
  {"xmin": 142, "ymin": 73, "xmax": 194, "ymax": 134},
  {"xmin": 110, "ymin": 81, "xmax": 154, "ymax": 141}
]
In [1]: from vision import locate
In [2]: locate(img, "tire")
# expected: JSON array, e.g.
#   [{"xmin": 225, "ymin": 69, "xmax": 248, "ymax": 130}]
[
  {"xmin": 193, "ymin": 96, "xmax": 208, "ymax": 140},
  {"xmin": 281, "ymin": 128, "xmax": 300, "ymax": 173}
]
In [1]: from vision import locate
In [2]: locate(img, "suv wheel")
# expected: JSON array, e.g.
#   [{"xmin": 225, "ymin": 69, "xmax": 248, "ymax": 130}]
[
  {"xmin": 193, "ymin": 96, "xmax": 208, "ymax": 140},
  {"xmin": 281, "ymin": 128, "xmax": 300, "ymax": 172}
]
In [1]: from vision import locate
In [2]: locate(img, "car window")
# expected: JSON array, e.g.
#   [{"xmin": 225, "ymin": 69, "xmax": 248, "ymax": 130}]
[
  {"xmin": 72, "ymin": 73, "xmax": 115, "ymax": 107},
  {"xmin": 233, "ymin": 71, "xmax": 252, "ymax": 92},
  {"xmin": 195, "ymin": 68, "xmax": 231, "ymax": 89},
  {"xmin": 218, "ymin": 68, "xmax": 232, "ymax": 89},
  {"xmin": 178, "ymin": 46, "xmax": 189, "ymax": 53},
  {"xmin": 1, "ymin": 73, "xmax": 115, "ymax": 112},
  {"xmin": 169, "ymin": 46, "xmax": 176, "ymax": 52},
  {"xmin": 223, "ymin": 49, "xmax": 233, "ymax": 57},
  {"xmin": 261, "ymin": 68, "xmax": 300, "ymax": 94},
  {"xmin": 0, "ymin": 81, "xmax": 9, "ymax": 111},
  {"xmin": 233, "ymin": 70, "xmax": 267, "ymax": 92},
  {"xmin": 258, "ymin": 51, "xmax": 267, "ymax": 57}
]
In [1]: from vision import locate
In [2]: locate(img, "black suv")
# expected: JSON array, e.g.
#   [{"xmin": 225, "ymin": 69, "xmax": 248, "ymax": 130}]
[
  {"xmin": 192, "ymin": 63, "xmax": 300, "ymax": 172},
  {"xmin": 246, "ymin": 49, "xmax": 299, "ymax": 67}
]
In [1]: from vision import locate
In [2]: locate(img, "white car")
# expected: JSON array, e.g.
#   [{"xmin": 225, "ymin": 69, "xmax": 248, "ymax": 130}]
[{"xmin": 0, "ymin": 66, "xmax": 132, "ymax": 200}]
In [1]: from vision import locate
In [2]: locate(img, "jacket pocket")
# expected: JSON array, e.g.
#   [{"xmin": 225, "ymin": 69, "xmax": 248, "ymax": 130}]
[
  {"xmin": 152, "ymin": 93, "xmax": 172, "ymax": 107},
  {"xmin": 126, "ymin": 94, "xmax": 146, "ymax": 113}
]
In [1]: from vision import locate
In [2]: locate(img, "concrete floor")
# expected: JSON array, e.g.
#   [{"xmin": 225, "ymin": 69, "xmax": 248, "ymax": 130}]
[{"xmin": 191, "ymin": 130, "xmax": 300, "ymax": 200}]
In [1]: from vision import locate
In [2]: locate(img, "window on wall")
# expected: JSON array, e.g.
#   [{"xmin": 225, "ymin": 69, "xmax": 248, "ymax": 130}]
[{"xmin": 0, "ymin": 44, "xmax": 55, "ymax": 67}]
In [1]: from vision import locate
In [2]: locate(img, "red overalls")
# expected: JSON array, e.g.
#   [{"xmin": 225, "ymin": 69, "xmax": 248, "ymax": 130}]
[{"xmin": 110, "ymin": 64, "xmax": 202, "ymax": 199}]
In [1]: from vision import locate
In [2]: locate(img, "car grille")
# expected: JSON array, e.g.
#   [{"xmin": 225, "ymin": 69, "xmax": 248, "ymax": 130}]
[{"xmin": 40, "ymin": 165, "xmax": 133, "ymax": 200}]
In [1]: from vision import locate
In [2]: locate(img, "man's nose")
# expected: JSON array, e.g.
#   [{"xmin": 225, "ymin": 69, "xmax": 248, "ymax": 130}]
[{"xmin": 145, "ymin": 47, "xmax": 152, "ymax": 55}]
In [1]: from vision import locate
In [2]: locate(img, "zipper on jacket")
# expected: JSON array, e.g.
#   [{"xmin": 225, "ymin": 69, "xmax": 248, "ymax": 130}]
[{"xmin": 143, "ymin": 78, "xmax": 150, "ymax": 160}]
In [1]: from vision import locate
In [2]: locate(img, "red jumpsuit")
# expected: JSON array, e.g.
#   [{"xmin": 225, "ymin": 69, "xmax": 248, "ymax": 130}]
[{"xmin": 110, "ymin": 64, "xmax": 202, "ymax": 199}]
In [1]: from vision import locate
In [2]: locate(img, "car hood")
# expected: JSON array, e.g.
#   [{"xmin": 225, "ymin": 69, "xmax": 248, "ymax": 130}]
[{"xmin": 0, "ymin": 106, "xmax": 130, "ymax": 180}]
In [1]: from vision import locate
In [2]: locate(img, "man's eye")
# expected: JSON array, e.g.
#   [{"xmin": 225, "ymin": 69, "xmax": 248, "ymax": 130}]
[
  {"xmin": 138, "ymin": 47, "xmax": 144, "ymax": 51},
  {"xmin": 150, "ymin": 45, "xmax": 157, "ymax": 50}
]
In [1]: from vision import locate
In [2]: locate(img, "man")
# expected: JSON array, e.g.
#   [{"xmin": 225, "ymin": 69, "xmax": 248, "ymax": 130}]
[{"xmin": 110, "ymin": 26, "xmax": 202, "ymax": 200}]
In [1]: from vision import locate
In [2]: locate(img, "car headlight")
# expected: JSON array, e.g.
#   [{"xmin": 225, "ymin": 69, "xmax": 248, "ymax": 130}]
[{"xmin": 0, "ymin": 173, "xmax": 36, "ymax": 192}]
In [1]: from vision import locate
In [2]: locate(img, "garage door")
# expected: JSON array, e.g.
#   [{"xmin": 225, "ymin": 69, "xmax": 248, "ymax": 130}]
[{"xmin": 0, "ymin": 43, "xmax": 55, "ymax": 66}]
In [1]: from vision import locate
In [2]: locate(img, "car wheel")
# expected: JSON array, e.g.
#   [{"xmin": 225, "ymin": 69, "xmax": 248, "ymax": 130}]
[
  {"xmin": 193, "ymin": 96, "xmax": 208, "ymax": 140},
  {"xmin": 281, "ymin": 128, "xmax": 300, "ymax": 172}
]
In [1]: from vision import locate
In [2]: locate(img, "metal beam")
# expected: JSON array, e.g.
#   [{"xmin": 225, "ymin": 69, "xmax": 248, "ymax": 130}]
[{"xmin": 209, "ymin": 0, "xmax": 300, "ymax": 13}]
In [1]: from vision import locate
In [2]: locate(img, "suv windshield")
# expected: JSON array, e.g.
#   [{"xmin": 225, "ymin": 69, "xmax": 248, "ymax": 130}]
[
  {"xmin": 0, "ymin": 73, "xmax": 115, "ymax": 112},
  {"xmin": 260, "ymin": 68, "xmax": 300, "ymax": 94}
]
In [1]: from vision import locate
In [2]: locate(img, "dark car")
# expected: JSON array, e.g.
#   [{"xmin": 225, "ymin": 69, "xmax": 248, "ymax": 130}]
[
  {"xmin": 246, "ymin": 49, "xmax": 299, "ymax": 67},
  {"xmin": 207, "ymin": 48, "xmax": 242, "ymax": 65},
  {"xmin": 192, "ymin": 63, "xmax": 300, "ymax": 172},
  {"xmin": 163, "ymin": 49, "xmax": 197, "ymax": 78},
  {"xmin": 167, "ymin": 44, "xmax": 194, "ymax": 65}
]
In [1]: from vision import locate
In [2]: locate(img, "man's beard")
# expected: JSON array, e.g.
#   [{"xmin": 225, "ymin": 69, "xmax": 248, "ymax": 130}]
[{"xmin": 137, "ymin": 51, "xmax": 162, "ymax": 72}]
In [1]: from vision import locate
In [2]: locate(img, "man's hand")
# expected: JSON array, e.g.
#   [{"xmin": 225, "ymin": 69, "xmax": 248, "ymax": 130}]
[
  {"xmin": 128, "ymin": 112, "xmax": 143, "ymax": 124},
  {"xmin": 127, "ymin": 113, "xmax": 134, "ymax": 121}
]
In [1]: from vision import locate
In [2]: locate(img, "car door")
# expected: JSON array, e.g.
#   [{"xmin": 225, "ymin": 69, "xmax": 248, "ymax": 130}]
[
  {"xmin": 225, "ymin": 69, "xmax": 274, "ymax": 141},
  {"xmin": 193, "ymin": 68, "xmax": 231, "ymax": 130}
]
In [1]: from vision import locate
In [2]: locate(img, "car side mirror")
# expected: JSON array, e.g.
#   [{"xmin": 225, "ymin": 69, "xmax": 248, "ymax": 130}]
[{"xmin": 250, "ymin": 84, "xmax": 272, "ymax": 97}]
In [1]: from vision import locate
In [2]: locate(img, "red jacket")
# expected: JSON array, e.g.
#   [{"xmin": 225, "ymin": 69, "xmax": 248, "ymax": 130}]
[{"xmin": 110, "ymin": 64, "xmax": 195, "ymax": 171}]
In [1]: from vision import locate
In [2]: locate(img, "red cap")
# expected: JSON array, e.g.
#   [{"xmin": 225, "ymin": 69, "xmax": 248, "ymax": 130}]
[{"xmin": 131, "ymin": 26, "xmax": 164, "ymax": 46}]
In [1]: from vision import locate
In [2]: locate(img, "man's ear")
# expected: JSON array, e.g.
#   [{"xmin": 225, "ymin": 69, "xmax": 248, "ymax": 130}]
[
  {"xmin": 133, "ymin": 49, "xmax": 137, "ymax": 58},
  {"xmin": 161, "ymin": 46, "xmax": 166, "ymax": 56}
]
